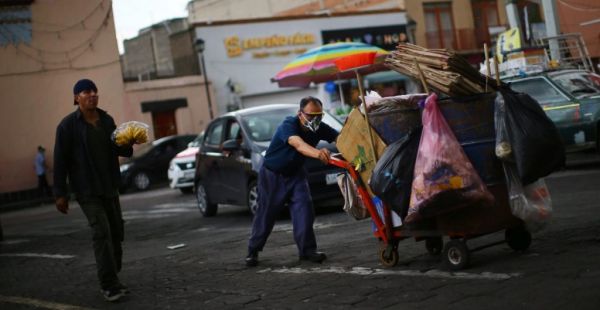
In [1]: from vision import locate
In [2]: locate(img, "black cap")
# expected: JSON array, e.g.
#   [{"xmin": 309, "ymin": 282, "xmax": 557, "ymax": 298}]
[{"xmin": 73, "ymin": 79, "xmax": 97, "ymax": 105}]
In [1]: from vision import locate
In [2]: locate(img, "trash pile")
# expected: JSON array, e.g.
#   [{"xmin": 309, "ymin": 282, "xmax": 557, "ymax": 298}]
[{"xmin": 336, "ymin": 43, "xmax": 565, "ymax": 232}]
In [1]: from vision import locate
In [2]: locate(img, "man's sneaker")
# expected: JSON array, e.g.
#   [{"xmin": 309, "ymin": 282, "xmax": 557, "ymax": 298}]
[
  {"xmin": 245, "ymin": 251, "xmax": 258, "ymax": 267},
  {"xmin": 299, "ymin": 251, "xmax": 327, "ymax": 263},
  {"xmin": 117, "ymin": 283, "xmax": 130, "ymax": 295},
  {"xmin": 101, "ymin": 287, "xmax": 123, "ymax": 302}
]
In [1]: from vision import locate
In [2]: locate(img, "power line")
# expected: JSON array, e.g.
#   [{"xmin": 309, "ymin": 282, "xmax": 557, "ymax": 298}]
[
  {"xmin": 0, "ymin": 58, "xmax": 121, "ymax": 77},
  {"xmin": 2, "ymin": 1, "xmax": 115, "ymax": 73},
  {"xmin": 28, "ymin": 0, "xmax": 109, "ymax": 33}
]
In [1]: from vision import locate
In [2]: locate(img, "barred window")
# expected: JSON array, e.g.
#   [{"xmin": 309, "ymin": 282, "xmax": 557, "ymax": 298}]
[{"xmin": 0, "ymin": 4, "xmax": 32, "ymax": 46}]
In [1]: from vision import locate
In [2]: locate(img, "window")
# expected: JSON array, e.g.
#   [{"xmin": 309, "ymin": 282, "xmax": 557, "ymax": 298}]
[
  {"xmin": 205, "ymin": 121, "xmax": 224, "ymax": 146},
  {"xmin": 551, "ymin": 72, "xmax": 600, "ymax": 99},
  {"xmin": 471, "ymin": 0, "xmax": 499, "ymax": 46},
  {"xmin": 509, "ymin": 78, "xmax": 568, "ymax": 104},
  {"xmin": 225, "ymin": 121, "xmax": 241, "ymax": 141},
  {"xmin": 0, "ymin": 5, "xmax": 32, "ymax": 46},
  {"xmin": 242, "ymin": 108, "xmax": 296, "ymax": 142},
  {"xmin": 424, "ymin": 2, "xmax": 455, "ymax": 49}
]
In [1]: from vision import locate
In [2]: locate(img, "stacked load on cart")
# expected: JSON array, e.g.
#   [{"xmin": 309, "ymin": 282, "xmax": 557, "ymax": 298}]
[{"xmin": 334, "ymin": 43, "xmax": 565, "ymax": 269}]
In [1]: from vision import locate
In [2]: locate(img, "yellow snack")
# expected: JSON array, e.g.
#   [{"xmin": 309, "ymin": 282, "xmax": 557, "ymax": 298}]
[{"xmin": 113, "ymin": 121, "xmax": 149, "ymax": 146}]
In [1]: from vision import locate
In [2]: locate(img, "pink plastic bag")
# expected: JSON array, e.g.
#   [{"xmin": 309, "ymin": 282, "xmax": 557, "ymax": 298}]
[{"xmin": 405, "ymin": 93, "xmax": 494, "ymax": 223}]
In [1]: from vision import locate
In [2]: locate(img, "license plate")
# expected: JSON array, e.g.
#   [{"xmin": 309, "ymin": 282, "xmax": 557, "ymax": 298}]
[
  {"xmin": 183, "ymin": 170, "xmax": 195, "ymax": 179},
  {"xmin": 325, "ymin": 173, "xmax": 339, "ymax": 185}
]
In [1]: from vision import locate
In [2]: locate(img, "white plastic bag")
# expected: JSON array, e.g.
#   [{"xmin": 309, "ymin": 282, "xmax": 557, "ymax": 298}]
[
  {"xmin": 336, "ymin": 172, "xmax": 370, "ymax": 220},
  {"xmin": 503, "ymin": 162, "xmax": 552, "ymax": 230},
  {"xmin": 363, "ymin": 90, "xmax": 382, "ymax": 109}
]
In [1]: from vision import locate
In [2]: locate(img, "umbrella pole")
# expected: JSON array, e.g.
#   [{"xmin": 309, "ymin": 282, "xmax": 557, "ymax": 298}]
[{"xmin": 354, "ymin": 69, "xmax": 378, "ymax": 162}]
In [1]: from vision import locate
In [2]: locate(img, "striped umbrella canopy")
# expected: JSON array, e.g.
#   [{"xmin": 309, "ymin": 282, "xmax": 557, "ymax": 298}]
[{"xmin": 272, "ymin": 42, "xmax": 389, "ymax": 88}]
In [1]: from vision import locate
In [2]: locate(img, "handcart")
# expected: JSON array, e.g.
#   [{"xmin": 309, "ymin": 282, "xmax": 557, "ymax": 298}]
[{"xmin": 331, "ymin": 93, "xmax": 533, "ymax": 271}]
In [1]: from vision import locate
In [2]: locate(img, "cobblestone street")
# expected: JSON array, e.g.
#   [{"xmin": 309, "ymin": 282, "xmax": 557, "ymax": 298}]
[{"xmin": 1, "ymin": 164, "xmax": 600, "ymax": 309}]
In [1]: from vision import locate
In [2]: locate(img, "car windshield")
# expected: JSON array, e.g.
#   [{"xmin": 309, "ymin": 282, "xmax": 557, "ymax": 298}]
[
  {"xmin": 551, "ymin": 71, "xmax": 600, "ymax": 98},
  {"xmin": 241, "ymin": 107, "xmax": 343, "ymax": 142},
  {"xmin": 509, "ymin": 77, "xmax": 567, "ymax": 104},
  {"xmin": 188, "ymin": 133, "xmax": 204, "ymax": 147}
]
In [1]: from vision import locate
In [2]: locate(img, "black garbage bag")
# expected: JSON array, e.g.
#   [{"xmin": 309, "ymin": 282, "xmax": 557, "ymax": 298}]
[
  {"xmin": 498, "ymin": 87, "xmax": 565, "ymax": 185},
  {"xmin": 369, "ymin": 126, "xmax": 422, "ymax": 220}
]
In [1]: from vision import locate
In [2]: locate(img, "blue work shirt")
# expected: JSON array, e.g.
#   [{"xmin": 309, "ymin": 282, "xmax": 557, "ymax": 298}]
[{"xmin": 263, "ymin": 116, "xmax": 338, "ymax": 175}]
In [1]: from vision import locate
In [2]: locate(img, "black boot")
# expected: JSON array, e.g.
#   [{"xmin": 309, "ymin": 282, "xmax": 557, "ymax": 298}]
[
  {"xmin": 245, "ymin": 251, "xmax": 258, "ymax": 267},
  {"xmin": 299, "ymin": 251, "xmax": 327, "ymax": 263}
]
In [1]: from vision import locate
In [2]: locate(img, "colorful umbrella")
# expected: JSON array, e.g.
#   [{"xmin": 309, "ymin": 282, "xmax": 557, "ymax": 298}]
[{"xmin": 272, "ymin": 42, "xmax": 389, "ymax": 88}]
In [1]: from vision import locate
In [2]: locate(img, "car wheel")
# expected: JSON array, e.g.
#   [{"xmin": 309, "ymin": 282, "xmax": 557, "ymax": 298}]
[
  {"xmin": 196, "ymin": 183, "xmax": 217, "ymax": 217},
  {"xmin": 247, "ymin": 180, "xmax": 258, "ymax": 216},
  {"xmin": 179, "ymin": 186, "xmax": 193, "ymax": 194},
  {"xmin": 133, "ymin": 172, "xmax": 150, "ymax": 191}
]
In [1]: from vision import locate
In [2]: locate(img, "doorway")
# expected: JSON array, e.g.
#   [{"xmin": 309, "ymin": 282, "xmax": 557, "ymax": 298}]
[{"xmin": 152, "ymin": 110, "xmax": 177, "ymax": 138}]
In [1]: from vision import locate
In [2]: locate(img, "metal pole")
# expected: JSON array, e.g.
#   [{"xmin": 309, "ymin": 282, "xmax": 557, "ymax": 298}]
[
  {"xmin": 541, "ymin": 0, "xmax": 561, "ymax": 62},
  {"xmin": 199, "ymin": 52, "xmax": 214, "ymax": 120}
]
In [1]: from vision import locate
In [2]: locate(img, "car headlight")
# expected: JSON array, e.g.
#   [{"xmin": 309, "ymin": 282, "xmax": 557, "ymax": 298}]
[{"xmin": 120, "ymin": 163, "xmax": 132, "ymax": 173}]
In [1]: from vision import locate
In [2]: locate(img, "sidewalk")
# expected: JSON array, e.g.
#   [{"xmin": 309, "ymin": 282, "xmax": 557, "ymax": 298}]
[{"xmin": 0, "ymin": 196, "xmax": 54, "ymax": 213}]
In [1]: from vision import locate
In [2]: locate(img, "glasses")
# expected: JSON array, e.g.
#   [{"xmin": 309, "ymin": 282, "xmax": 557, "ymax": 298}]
[{"xmin": 300, "ymin": 111, "xmax": 324, "ymax": 121}]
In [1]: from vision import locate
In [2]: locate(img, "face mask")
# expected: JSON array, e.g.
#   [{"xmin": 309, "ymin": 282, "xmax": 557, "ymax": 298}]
[{"xmin": 301, "ymin": 113, "xmax": 322, "ymax": 133}]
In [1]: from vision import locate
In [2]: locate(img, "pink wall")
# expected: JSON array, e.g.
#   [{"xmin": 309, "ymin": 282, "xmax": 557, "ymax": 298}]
[{"xmin": 0, "ymin": 0, "xmax": 125, "ymax": 192}]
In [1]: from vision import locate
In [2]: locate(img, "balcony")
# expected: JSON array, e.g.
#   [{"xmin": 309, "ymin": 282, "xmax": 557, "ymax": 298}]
[{"xmin": 425, "ymin": 27, "xmax": 501, "ymax": 52}]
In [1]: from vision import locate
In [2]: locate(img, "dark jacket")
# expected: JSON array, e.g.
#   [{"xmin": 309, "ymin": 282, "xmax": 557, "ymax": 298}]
[{"xmin": 53, "ymin": 108, "xmax": 133, "ymax": 198}]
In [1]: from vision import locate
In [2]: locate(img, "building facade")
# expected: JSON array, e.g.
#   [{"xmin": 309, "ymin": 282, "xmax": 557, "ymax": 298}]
[
  {"xmin": 0, "ymin": 0, "xmax": 126, "ymax": 195},
  {"xmin": 121, "ymin": 18, "xmax": 189, "ymax": 80},
  {"xmin": 187, "ymin": 0, "xmax": 406, "ymax": 23},
  {"xmin": 192, "ymin": 10, "xmax": 414, "ymax": 114}
]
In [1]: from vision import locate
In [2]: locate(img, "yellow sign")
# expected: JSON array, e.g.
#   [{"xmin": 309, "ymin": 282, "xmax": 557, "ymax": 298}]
[
  {"xmin": 224, "ymin": 33, "xmax": 315, "ymax": 58},
  {"xmin": 496, "ymin": 28, "xmax": 522, "ymax": 63}
]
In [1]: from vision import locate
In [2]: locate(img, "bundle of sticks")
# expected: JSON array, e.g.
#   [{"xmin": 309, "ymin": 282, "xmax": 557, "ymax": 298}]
[{"xmin": 385, "ymin": 43, "xmax": 494, "ymax": 97}]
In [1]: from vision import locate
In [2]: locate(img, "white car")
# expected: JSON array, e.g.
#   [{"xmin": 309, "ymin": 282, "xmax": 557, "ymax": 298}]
[{"xmin": 167, "ymin": 133, "xmax": 204, "ymax": 193}]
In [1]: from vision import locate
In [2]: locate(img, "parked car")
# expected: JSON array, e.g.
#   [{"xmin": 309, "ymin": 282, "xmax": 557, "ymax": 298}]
[
  {"xmin": 120, "ymin": 134, "xmax": 196, "ymax": 192},
  {"xmin": 504, "ymin": 69, "xmax": 600, "ymax": 151},
  {"xmin": 168, "ymin": 133, "xmax": 204, "ymax": 193},
  {"xmin": 194, "ymin": 104, "xmax": 344, "ymax": 217}
]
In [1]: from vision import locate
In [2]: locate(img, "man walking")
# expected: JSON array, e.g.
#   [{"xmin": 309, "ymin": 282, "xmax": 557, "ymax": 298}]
[
  {"xmin": 53, "ymin": 79, "xmax": 133, "ymax": 302},
  {"xmin": 34, "ymin": 145, "xmax": 52, "ymax": 197},
  {"xmin": 246, "ymin": 96, "xmax": 339, "ymax": 267}
]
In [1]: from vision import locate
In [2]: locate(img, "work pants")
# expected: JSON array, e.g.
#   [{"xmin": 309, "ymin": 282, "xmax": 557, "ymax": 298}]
[
  {"xmin": 78, "ymin": 196, "xmax": 124, "ymax": 290},
  {"xmin": 248, "ymin": 166, "xmax": 317, "ymax": 256}
]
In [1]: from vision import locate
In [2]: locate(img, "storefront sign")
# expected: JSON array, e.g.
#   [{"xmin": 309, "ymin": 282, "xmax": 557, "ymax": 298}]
[
  {"xmin": 224, "ymin": 33, "xmax": 315, "ymax": 58},
  {"xmin": 321, "ymin": 24, "xmax": 408, "ymax": 51}
]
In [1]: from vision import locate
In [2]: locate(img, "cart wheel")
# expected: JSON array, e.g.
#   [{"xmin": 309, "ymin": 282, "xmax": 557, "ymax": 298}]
[
  {"xmin": 378, "ymin": 245, "xmax": 399, "ymax": 267},
  {"xmin": 425, "ymin": 237, "xmax": 443, "ymax": 255},
  {"xmin": 442, "ymin": 240, "xmax": 469, "ymax": 271},
  {"xmin": 505, "ymin": 227, "xmax": 532, "ymax": 251}
]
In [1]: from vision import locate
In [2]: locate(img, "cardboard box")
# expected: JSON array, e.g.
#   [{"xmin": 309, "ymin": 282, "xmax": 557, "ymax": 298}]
[{"xmin": 336, "ymin": 108, "xmax": 387, "ymax": 197}]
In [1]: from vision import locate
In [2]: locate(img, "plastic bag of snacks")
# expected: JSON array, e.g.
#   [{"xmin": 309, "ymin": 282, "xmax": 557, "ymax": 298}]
[{"xmin": 112, "ymin": 121, "xmax": 149, "ymax": 146}]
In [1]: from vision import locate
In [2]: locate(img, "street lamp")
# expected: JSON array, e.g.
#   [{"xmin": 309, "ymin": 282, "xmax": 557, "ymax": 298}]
[{"xmin": 194, "ymin": 38, "xmax": 214, "ymax": 120}]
